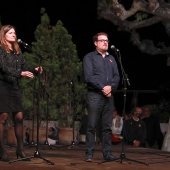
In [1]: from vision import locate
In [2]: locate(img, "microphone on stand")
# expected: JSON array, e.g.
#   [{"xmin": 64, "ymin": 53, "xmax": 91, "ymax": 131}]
[
  {"xmin": 17, "ymin": 39, "xmax": 30, "ymax": 48},
  {"xmin": 110, "ymin": 45, "xmax": 119, "ymax": 52}
]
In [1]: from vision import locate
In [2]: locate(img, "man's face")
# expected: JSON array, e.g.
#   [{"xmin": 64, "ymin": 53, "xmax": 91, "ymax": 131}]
[
  {"xmin": 94, "ymin": 35, "xmax": 109, "ymax": 53},
  {"xmin": 142, "ymin": 108, "xmax": 150, "ymax": 118},
  {"xmin": 134, "ymin": 107, "xmax": 142, "ymax": 117}
]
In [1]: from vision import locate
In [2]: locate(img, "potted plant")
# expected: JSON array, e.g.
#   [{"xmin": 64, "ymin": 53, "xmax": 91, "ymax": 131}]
[{"xmin": 21, "ymin": 9, "xmax": 87, "ymax": 145}]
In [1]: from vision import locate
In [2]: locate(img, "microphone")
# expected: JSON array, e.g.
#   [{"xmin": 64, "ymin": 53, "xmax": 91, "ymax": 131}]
[
  {"xmin": 110, "ymin": 45, "xmax": 119, "ymax": 52},
  {"xmin": 17, "ymin": 39, "xmax": 30, "ymax": 47}
]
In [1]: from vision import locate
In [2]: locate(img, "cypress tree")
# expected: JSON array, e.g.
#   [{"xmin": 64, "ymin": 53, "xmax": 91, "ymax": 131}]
[{"xmin": 21, "ymin": 8, "xmax": 87, "ymax": 127}]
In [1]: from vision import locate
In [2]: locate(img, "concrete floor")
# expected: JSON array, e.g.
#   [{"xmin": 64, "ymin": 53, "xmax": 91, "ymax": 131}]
[{"xmin": 0, "ymin": 143, "xmax": 170, "ymax": 170}]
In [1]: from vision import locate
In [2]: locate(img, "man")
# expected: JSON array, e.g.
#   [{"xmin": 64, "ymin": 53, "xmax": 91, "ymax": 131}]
[
  {"xmin": 83, "ymin": 32, "xmax": 120, "ymax": 162},
  {"xmin": 141, "ymin": 105, "xmax": 164, "ymax": 149},
  {"xmin": 124, "ymin": 107, "xmax": 146, "ymax": 147}
]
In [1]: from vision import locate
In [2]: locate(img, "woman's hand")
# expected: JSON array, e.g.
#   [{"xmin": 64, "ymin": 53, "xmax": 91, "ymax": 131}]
[
  {"xmin": 21, "ymin": 71, "xmax": 34, "ymax": 78},
  {"xmin": 35, "ymin": 66, "xmax": 43, "ymax": 74}
]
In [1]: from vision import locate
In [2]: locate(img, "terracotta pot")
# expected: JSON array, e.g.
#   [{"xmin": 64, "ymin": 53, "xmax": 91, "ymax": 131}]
[
  {"xmin": 58, "ymin": 127, "xmax": 77, "ymax": 145},
  {"xmin": 5, "ymin": 127, "xmax": 26, "ymax": 146},
  {"xmin": 29, "ymin": 127, "xmax": 47, "ymax": 144}
]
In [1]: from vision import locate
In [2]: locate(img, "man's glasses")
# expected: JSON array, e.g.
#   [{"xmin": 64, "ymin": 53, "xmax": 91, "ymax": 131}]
[{"xmin": 97, "ymin": 39, "xmax": 109, "ymax": 43}]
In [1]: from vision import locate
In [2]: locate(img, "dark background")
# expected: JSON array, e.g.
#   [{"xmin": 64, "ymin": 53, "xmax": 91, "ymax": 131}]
[{"xmin": 0, "ymin": 0, "xmax": 169, "ymax": 111}]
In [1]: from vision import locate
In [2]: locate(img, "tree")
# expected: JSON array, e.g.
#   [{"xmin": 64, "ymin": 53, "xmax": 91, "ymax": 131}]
[
  {"xmin": 21, "ymin": 8, "xmax": 87, "ymax": 127},
  {"xmin": 97, "ymin": 0, "xmax": 170, "ymax": 61},
  {"xmin": 97, "ymin": 0, "xmax": 170, "ymax": 119}
]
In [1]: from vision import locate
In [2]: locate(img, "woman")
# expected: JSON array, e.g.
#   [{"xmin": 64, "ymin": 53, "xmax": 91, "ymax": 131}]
[
  {"xmin": 0, "ymin": 25, "xmax": 43, "ymax": 162},
  {"xmin": 111, "ymin": 108, "xmax": 123, "ymax": 144}
]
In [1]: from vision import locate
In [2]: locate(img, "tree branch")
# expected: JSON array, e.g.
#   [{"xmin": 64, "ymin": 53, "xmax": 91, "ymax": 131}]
[
  {"xmin": 97, "ymin": 0, "xmax": 170, "ymax": 57},
  {"xmin": 130, "ymin": 30, "xmax": 170, "ymax": 55}
]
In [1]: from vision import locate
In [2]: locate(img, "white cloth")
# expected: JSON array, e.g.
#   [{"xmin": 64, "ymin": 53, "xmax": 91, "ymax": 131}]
[{"xmin": 111, "ymin": 116, "xmax": 123, "ymax": 134}]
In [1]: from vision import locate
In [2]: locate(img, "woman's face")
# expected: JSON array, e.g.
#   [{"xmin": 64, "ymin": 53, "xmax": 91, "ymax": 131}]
[
  {"xmin": 113, "ymin": 110, "xmax": 118, "ymax": 118},
  {"xmin": 5, "ymin": 28, "xmax": 16, "ymax": 43}
]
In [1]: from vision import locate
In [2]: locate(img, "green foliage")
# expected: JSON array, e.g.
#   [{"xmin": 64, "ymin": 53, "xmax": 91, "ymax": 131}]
[
  {"xmin": 135, "ymin": 12, "xmax": 148, "ymax": 21},
  {"xmin": 21, "ymin": 9, "xmax": 87, "ymax": 127}
]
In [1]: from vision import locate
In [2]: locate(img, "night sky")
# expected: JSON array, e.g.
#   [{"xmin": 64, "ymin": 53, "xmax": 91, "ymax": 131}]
[{"xmin": 0, "ymin": 0, "xmax": 169, "ymax": 94}]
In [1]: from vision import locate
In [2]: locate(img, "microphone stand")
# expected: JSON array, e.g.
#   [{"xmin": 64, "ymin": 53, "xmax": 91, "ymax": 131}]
[
  {"xmin": 9, "ymin": 44, "xmax": 54, "ymax": 165},
  {"xmin": 43, "ymin": 85, "xmax": 50, "ymax": 146},
  {"xmin": 24, "ymin": 76, "xmax": 37, "ymax": 147},
  {"xmin": 99, "ymin": 48, "xmax": 148, "ymax": 166},
  {"xmin": 30, "ymin": 76, "xmax": 36, "ymax": 146},
  {"xmin": 41, "ymin": 83, "xmax": 59, "ymax": 149}
]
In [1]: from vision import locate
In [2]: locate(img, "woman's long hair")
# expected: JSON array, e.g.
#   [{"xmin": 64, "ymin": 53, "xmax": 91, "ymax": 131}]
[{"xmin": 0, "ymin": 25, "xmax": 21, "ymax": 54}]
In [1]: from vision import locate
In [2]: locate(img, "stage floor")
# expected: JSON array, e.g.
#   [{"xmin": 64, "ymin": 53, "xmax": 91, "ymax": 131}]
[{"xmin": 0, "ymin": 143, "xmax": 170, "ymax": 170}]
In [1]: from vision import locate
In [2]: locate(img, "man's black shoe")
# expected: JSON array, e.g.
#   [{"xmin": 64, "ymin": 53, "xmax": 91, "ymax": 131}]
[
  {"xmin": 85, "ymin": 154, "xmax": 93, "ymax": 162},
  {"xmin": 103, "ymin": 153, "xmax": 117, "ymax": 161}
]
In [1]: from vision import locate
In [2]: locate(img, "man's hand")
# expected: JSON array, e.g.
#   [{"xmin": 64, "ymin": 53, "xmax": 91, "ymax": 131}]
[
  {"xmin": 133, "ymin": 140, "xmax": 140, "ymax": 147},
  {"xmin": 102, "ymin": 85, "xmax": 112, "ymax": 97},
  {"xmin": 106, "ymin": 92, "xmax": 112, "ymax": 97}
]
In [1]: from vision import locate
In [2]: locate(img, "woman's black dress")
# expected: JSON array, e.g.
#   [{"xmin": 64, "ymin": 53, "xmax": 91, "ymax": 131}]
[{"xmin": 0, "ymin": 46, "xmax": 35, "ymax": 112}]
